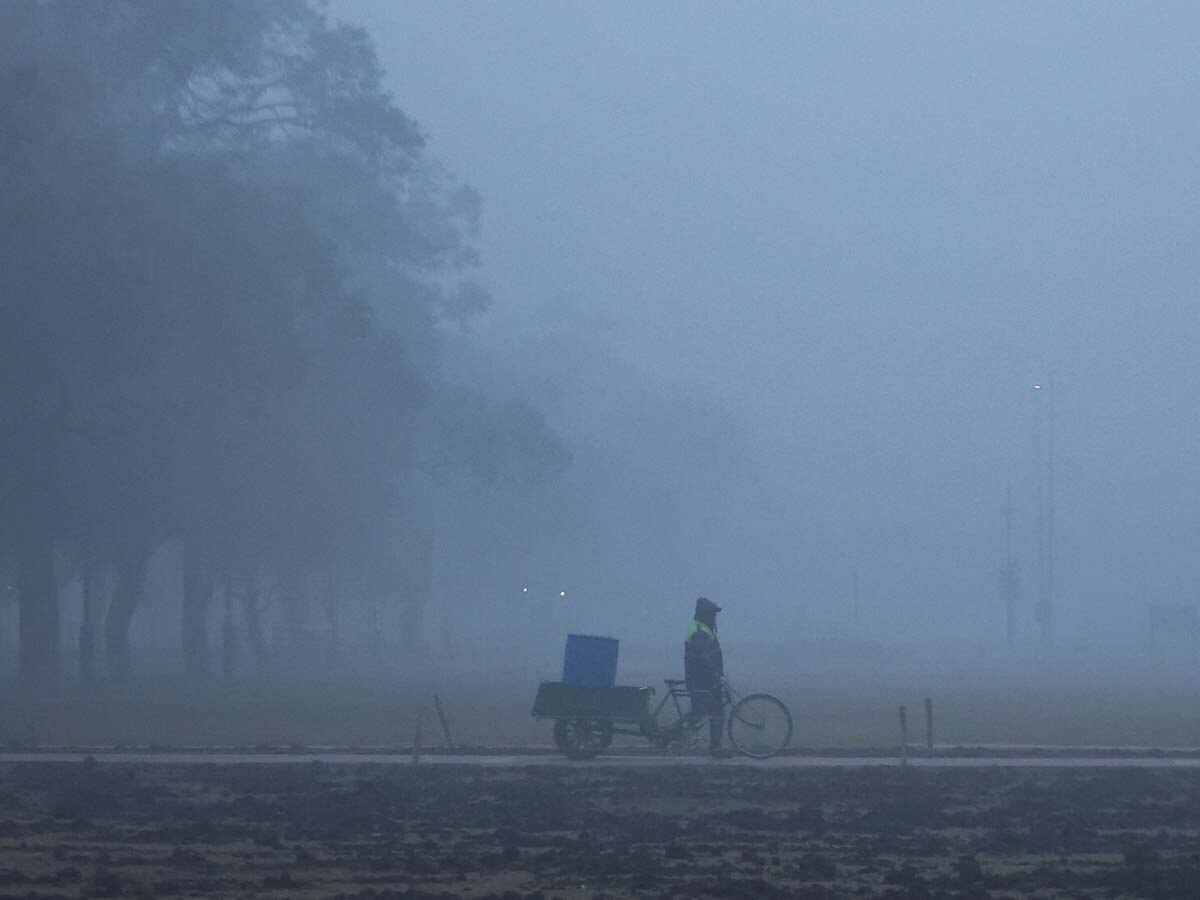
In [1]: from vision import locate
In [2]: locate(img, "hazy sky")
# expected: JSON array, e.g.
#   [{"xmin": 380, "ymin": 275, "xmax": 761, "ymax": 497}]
[{"xmin": 332, "ymin": 1, "xmax": 1200, "ymax": 649}]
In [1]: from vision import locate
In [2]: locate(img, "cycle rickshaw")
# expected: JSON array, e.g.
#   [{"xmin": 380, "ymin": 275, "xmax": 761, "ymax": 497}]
[{"xmin": 532, "ymin": 677, "xmax": 792, "ymax": 760}]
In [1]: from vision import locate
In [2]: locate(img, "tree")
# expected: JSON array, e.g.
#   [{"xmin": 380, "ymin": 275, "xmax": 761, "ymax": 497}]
[{"xmin": 0, "ymin": 0, "xmax": 566, "ymax": 686}]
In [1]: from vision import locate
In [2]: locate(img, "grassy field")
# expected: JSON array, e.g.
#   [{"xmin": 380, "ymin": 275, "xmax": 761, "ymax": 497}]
[{"xmin": 1, "ymin": 654, "xmax": 1198, "ymax": 751}]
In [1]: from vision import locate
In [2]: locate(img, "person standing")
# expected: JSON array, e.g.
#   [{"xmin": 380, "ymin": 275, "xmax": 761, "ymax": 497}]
[{"xmin": 684, "ymin": 596, "xmax": 729, "ymax": 756}]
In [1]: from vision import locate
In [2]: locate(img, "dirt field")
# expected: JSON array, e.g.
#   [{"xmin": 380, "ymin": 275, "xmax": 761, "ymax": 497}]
[
  {"xmin": 0, "ymin": 761, "xmax": 1196, "ymax": 899},
  {"xmin": 3, "ymin": 657, "xmax": 1200, "ymax": 751}
]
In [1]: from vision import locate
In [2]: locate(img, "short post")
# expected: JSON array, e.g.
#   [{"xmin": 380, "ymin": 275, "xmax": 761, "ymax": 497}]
[
  {"xmin": 924, "ymin": 697, "xmax": 934, "ymax": 758},
  {"xmin": 898, "ymin": 705, "xmax": 909, "ymax": 766},
  {"xmin": 434, "ymin": 693, "xmax": 455, "ymax": 749},
  {"xmin": 412, "ymin": 704, "xmax": 425, "ymax": 765}
]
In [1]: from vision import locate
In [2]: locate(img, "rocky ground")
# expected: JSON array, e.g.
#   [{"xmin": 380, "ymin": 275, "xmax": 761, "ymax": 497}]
[{"xmin": 0, "ymin": 761, "xmax": 1195, "ymax": 899}]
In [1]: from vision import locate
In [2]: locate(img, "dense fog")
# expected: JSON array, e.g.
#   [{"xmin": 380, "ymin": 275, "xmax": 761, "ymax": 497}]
[
  {"xmin": 4, "ymin": 1, "xmax": 1200, "ymax": 698},
  {"xmin": 334, "ymin": 1, "xmax": 1200, "ymax": 655}
]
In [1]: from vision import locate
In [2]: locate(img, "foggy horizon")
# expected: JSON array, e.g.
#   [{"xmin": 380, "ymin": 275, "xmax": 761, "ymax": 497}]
[
  {"xmin": 6, "ymin": 1, "xmax": 1200, "ymax": 700},
  {"xmin": 326, "ymin": 1, "xmax": 1200, "ymax": 650}
]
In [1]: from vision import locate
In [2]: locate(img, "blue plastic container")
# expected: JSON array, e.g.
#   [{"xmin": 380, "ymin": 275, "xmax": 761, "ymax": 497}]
[{"xmin": 562, "ymin": 634, "xmax": 619, "ymax": 688}]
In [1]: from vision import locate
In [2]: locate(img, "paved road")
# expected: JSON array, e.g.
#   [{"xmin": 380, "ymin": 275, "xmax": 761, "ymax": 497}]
[{"xmin": 0, "ymin": 751, "xmax": 1198, "ymax": 768}]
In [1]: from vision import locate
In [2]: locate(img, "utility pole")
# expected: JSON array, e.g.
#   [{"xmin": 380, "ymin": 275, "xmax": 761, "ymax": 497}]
[
  {"xmin": 1032, "ymin": 379, "xmax": 1055, "ymax": 652},
  {"xmin": 1033, "ymin": 383, "xmax": 1045, "ymax": 651},
  {"xmin": 1000, "ymin": 483, "xmax": 1020, "ymax": 651},
  {"xmin": 1046, "ymin": 375, "xmax": 1056, "ymax": 649}
]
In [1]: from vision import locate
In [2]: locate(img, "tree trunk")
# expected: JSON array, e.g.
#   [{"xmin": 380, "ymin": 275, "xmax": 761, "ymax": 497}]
[
  {"xmin": 105, "ymin": 550, "xmax": 147, "ymax": 682},
  {"xmin": 221, "ymin": 581, "xmax": 237, "ymax": 679},
  {"xmin": 181, "ymin": 547, "xmax": 213, "ymax": 679},
  {"xmin": 406, "ymin": 596, "xmax": 425, "ymax": 657},
  {"xmin": 15, "ymin": 512, "xmax": 59, "ymax": 691},
  {"xmin": 321, "ymin": 570, "xmax": 339, "ymax": 667},
  {"xmin": 78, "ymin": 560, "xmax": 95, "ymax": 683},
  {"xmin": 439, "ymin": 602, "xmax": 453, "ymax": 658},
  {"xmin": 239, "ymin": 574, "xmax": 268, "ymax": 676},
  {"xmin": 368, "ymin": 595, "xmax": 383, "ymax": 661}
]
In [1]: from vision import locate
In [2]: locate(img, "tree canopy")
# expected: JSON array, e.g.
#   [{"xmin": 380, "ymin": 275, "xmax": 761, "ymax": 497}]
[{"xmin": 0, "ymin": 0, "xmax": 566, "ymax": 686}]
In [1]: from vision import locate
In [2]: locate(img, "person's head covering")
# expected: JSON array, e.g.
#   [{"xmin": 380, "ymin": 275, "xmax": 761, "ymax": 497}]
[{"xmin": 695, "ymin": 596, "xmax": 721, "ymax": 627}]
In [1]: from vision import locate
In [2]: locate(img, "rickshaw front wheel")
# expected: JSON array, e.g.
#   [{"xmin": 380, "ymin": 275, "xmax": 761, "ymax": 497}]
[{"xmin": 727, "ymin": 693, "xmax": 793, "ymax": 759}]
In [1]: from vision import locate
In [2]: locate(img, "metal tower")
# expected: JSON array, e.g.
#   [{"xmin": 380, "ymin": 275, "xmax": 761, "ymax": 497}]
[{"xmin": 1032, "ymin": 378, "xmax": 1055, "ymax": 650}]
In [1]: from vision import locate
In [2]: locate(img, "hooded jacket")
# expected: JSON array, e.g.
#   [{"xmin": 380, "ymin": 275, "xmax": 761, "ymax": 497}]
[{"xmin": 684, "ymin": 596, "xmax": 724, "ymax": 691}]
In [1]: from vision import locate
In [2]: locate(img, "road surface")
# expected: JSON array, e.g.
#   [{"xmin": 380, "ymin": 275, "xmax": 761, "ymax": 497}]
[{"xmin": 1, "ymin": 750, "xmax": 1198, "ymax": 767}]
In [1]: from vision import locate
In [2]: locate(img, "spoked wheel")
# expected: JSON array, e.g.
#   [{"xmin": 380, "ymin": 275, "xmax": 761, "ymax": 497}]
[
  {"xmin": 727, "ymin": 693, "xmax": 793, "ymax": 759},
  {"xmin": 553, "ymin": 718, "xmax": 614, "ymax": 760}
]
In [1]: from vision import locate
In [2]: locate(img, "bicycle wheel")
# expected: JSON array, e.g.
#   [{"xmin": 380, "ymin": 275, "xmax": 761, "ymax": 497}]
[
  {"xmin": 553, "ymin": 718, "xmax": 613, "ymax": 760},
  {"xmin": 727, "ymin": 693, "xmax": 792, "ymax": 759}
]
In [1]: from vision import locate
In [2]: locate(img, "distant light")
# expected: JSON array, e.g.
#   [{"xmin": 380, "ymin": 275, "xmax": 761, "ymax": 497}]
[
  {"xmin": 521, "ymin": 586, "xmax": 528, "ymax": 593},
  {"xmin": 560, "ymin": 591, "xmax": 567, "ymax": 598},
  {"xmin": 1033, "ymin": 384, "xmax": 1042, "ymax": 390}
]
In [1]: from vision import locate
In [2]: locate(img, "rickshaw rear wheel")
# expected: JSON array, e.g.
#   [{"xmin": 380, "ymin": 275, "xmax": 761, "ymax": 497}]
[{"xmin": 553, "ymin": 718, "xmax": 614, "ymax": 759}]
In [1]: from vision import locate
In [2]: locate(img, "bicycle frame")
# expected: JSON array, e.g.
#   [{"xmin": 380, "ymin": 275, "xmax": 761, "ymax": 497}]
[{"xmin": 638, "ymin": 680, "xmax": 737, "ymax": 742}]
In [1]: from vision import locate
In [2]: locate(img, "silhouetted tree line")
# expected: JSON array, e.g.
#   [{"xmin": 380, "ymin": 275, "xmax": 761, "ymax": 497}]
[{"xmin": 0, "ymin": 1, "xmax": 567, "ymax": 689}]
